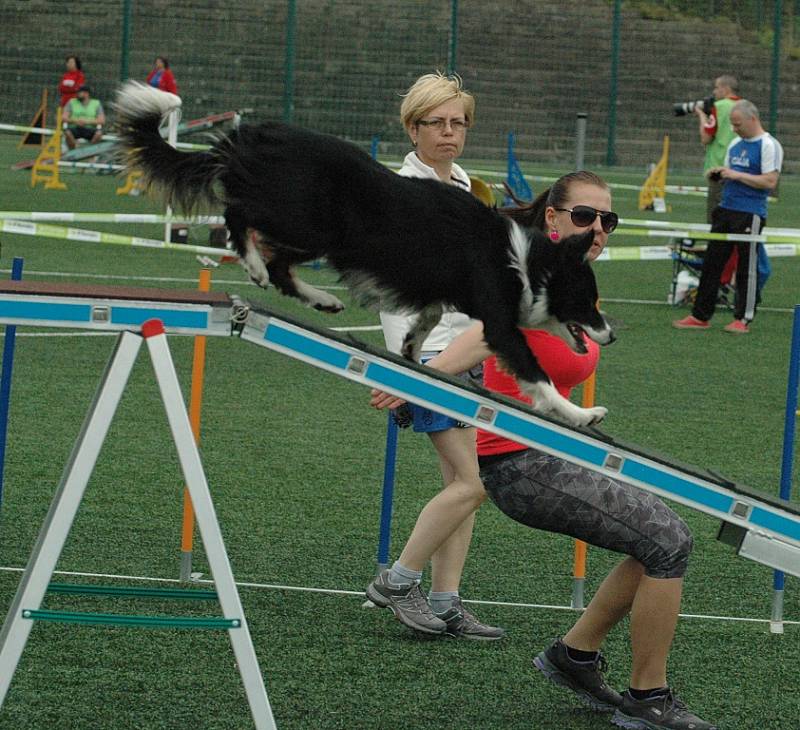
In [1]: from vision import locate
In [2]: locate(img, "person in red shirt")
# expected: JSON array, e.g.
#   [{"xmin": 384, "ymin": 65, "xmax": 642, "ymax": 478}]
[
  {"xmin": 58, "ymin": 55, "xmax": 85, "ymax": 108},
  {"xmin": 146, "ymin": 56, "xmax": 179, "ymax": 96},
  {"xmin": 372, "ymin": 171, "xmax": 716, "ymax": 730}
]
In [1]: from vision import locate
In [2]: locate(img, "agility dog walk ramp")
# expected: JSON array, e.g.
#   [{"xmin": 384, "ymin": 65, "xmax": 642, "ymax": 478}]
[
  {"xmin": 0, "ymin": 281, "xmax": 797, "ymax": 729},
  {"xmin": 236, "ymin": 303, "xmax": 800, "ymax": 579}
]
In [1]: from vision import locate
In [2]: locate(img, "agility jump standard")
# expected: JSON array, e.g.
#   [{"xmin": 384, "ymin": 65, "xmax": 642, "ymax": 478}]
[
  {"xmin": 0, "ymin": 282, "xmax": 799, "ymax": 728},
  {"xmin": 0, "ymin": 282, "xmax": 275, "ymax": 729}
]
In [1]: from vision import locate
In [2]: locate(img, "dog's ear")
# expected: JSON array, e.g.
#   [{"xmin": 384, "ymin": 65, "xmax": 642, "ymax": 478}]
[{"xmin": 560, "ymin": 229, "xmax": 595, "ymax": 263}]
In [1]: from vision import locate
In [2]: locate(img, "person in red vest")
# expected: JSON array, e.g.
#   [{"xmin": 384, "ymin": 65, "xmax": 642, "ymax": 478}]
[
  {"xmin": 58, "ymin": 55, "xmax": 85, "ymax": 107},
  {"xmin": 146, "ymin": 56, "xmax": 179, "ymax": 96}
]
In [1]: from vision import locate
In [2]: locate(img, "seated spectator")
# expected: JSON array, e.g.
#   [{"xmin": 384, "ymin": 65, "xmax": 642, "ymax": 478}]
[
  {"xmin": 146, "ymin": 56, "xmax": 179, "ymax": 96},
  {"xmin": 58, "ymin": 55, "xmax": 85, "ymax": 107},
  {"xmin": 62, "ymin": 85, "xmax": 105, "ymax": 149}
]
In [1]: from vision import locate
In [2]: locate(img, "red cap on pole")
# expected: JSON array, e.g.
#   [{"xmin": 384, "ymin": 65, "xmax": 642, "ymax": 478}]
[{"xmin": 141, "ymin": 319, "xmax": 166, "ymax": 338}]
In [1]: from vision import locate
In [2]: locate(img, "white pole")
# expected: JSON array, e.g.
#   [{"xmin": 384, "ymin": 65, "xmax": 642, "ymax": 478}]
[{"xmin": 163, "ymin": 109, "xmax": 179, "ymax": 245}]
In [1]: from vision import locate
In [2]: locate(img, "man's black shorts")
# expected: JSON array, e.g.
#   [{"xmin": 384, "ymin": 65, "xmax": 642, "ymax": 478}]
[{"xmin": 67, "ymin": 125, "xmax": 100, "ymax": 141}]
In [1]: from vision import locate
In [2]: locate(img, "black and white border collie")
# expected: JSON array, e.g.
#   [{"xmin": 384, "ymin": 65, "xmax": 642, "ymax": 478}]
[{"xmin": 113, "ymin": 82, "xmax": 614, "ymax": 427}]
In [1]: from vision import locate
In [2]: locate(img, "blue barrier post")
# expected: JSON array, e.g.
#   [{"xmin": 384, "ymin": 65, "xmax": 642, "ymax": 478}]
[
  {"xmin": 376, "ymin": 413, "xmax": 399, "ymax": 572},
  {"xmin": 0, "ymin": 257, "xmax": 24, "ymax": 510},
  {"xmin": 771, "ymin": 303, "xmax": 800, "ymax": 633},
  {"xmin": 505, "ymin": 131, "xmax": 533, "ymax": 205},
  {"xmin": 505, "ymin": 132, "xmax": 515, "ymax": 206}
]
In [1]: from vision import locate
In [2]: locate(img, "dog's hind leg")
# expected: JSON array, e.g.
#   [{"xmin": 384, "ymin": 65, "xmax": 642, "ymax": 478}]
[
  {"xmin": 481, "ymin": 314, "xmax": 607, "ymax": 427},
  {"xmin": 401, "ymin": 305, "xmax": 443, "ymax": 362},
  {"xmin": 267, "ymin": 256, "xmax": 345, "ymax": 313}
]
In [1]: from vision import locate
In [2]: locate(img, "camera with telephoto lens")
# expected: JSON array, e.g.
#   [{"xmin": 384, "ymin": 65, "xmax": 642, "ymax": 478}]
[{"xmin": 673, "ymin": 96, "xmax": 715, "ymax": 117}]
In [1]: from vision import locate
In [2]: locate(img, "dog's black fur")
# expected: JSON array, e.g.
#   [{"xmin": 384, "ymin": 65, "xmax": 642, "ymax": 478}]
[{"xmin": 114, "ymin": 82, "xmax": 614, "ymax": 426}]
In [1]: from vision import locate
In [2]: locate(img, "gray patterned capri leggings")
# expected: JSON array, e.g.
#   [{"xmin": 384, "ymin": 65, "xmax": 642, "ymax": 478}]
[{"xmin": 479, "ymin": 448, "xmax": 693, "ymax": 579}]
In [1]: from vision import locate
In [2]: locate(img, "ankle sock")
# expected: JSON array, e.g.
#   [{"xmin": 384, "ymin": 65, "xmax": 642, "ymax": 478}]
[
  {"xmin": 387, "ymin": 561, "xmax": 422, "ymax": 587},
  {"xmin": 564, "ymin": 644, "xmax": 599, "ymax": 664},
  {"xmin": 429, "ymin": 591, "xmax": 459, "ymax": 615},
  {"xmin": 629, "ymin": 686, "xmax": 670, "ymax": 701}
]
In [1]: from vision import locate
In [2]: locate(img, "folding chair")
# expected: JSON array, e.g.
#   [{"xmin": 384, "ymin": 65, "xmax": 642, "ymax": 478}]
[{"xmin": 668, "ymin": 238, "xmax": 733, "ymax": 308}]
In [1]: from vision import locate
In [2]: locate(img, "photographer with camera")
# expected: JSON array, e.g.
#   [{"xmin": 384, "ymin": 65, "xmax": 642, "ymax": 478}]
[
  {"xmin": 674, "ymin": 100, "xmax": 783, "ymax": 334},
  {"xmin": 693, "ymin": 75, "xmax": 741, "ymax": 218}
]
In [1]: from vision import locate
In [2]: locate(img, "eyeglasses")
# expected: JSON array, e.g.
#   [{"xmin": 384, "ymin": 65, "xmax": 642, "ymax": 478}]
[
  {"xmin": 555, "ymin": 206, "xmax": 619, "ymax": 234},
  {"xmin": 415, "ymin": 118, "xmax": 469, "ymax": 132}
]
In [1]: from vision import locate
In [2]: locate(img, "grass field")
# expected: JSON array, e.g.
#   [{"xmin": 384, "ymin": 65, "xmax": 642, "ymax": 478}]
[{"xmin": 0, "ymin": 136, "xmax": 799, "ymax": 729}]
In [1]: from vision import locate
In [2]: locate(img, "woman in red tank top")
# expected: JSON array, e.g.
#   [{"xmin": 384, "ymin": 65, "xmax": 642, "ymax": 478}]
[{"xmin": 371, "ymin": 171, "xmax": 715, "ymax": 729}]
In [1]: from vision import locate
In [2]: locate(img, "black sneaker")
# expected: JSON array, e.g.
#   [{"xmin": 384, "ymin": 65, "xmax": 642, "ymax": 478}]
[
  {"xmin": 436, "ymin": 597, "xmax": 506, "ymax": 641},
  {"xmin": 533, "ymin": 637, "xmax": 623, "ymax": 712},
  {"xmin": 612, "ymin": 689, "xmax": 718, "ymax": 729}
]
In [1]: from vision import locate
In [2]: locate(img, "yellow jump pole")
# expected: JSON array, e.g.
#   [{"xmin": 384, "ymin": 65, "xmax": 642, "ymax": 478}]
[
  {"xmin": 180, "ymin": 267, "xmax": 212, "ymax": 581},
  {"xmin": 571, "ymin": 371, "xmax": 596, "ymax": 609}
]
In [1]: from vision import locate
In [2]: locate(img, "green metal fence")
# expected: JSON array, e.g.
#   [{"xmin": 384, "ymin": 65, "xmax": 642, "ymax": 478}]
[{"xmin": 1, "ymin": 0, "xmax": 797, "ymax": 171}]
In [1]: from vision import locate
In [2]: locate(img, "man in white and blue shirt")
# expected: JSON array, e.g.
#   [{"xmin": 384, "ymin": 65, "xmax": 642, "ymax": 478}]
[{"xmin": 675, "ymin": 100, "xmax": 783, "ymax": 334}]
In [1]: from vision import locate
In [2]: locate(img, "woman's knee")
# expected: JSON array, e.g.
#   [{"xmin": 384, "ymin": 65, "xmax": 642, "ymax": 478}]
[
  {"xmin": 452, "ymin": 477, "xmax": 488, "ymax": 507},
  {"xmin": 646, "ymin": 520, "xmax": 694, "ymax": 579}
]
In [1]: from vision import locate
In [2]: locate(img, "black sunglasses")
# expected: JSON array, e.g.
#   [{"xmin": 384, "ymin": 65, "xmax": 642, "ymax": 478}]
[{"xmin": 555, "ymin": 206, "xmax": 619, "ymax": 234}]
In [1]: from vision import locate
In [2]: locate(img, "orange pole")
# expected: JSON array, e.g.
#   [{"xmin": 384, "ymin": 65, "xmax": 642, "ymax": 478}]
[
  {"xmin": 180, "ymin": 268, "xmax": 211, "ymax": 579},
  {"xmin": 571, "ymin": 371, "xmax": 596, "ymax": 607}
]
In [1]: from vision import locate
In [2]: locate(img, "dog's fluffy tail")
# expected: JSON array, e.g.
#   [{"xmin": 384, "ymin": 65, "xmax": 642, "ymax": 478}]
[{"xmin": 113, "ymin": 81, "xmax": 221, "ymax": 214}]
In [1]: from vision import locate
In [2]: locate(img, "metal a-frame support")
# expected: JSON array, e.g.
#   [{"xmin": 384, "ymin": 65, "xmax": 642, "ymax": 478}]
[{"xmin": 0, "ymin": 321, "xmax": 275, "ymax": 730}]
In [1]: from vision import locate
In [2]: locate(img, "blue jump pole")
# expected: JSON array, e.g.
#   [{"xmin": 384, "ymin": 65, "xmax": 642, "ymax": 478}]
[
  {"xmin": 505, "ymin": 132, "xmax": 514, "ymax": 206},
  {"xmin": 0, "ymin": 257, "xmax": 24, "ymax": 510},
  {"xmin": 771, "ymin": 304, "xmax": 800, "ymax": 633},
  {"xmin": 376, "ymin": 413, "xmax": 399, "ymax": 571},
  {"xmin": 368, "ymin": 131, "xmax": 398, "ymax": 576}
]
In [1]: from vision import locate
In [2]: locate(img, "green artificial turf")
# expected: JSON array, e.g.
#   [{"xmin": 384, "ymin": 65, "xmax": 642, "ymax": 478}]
[{"xmin": 0, "ymin": 137, "xmax": 798, "ymax": 728}]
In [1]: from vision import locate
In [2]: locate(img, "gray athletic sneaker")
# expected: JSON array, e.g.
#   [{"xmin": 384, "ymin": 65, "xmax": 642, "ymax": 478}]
[
  {"xmin": 612, "ymin": 689, "xmax": 718, "ymax": 729},
  {"xmin": 365, "ymin": 570, "xmax": 446, "ymax": 635},
  {"xmin": 436, "ymin": 597, "xmax": 506, "ymax": 640},
  {"xmin": 533, "ymin": 637, "xmax": 623, "ymax": 712}
]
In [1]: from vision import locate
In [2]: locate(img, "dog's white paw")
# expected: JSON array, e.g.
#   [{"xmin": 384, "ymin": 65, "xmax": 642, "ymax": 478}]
[
  {"xmin": 241, "ymin": 258, "xmax": 270, "ymax": 289},
  {"xmin": 308, "ymin": 290, "xmax": 345, "ymax": 313},
  {"xmin": 519, "ymin": 380, "xmax": 607, "ymax": 427},
  {"xmin": 547, "ymin": 400, "xmax": 607, "ymax": 427},
  {"xmin": 248, "ymin": 273, "xmax": 271, "ymax": 288},
  {"xmin": 567, "ymin": 406, "xmax": 607, "ymax": 427}
]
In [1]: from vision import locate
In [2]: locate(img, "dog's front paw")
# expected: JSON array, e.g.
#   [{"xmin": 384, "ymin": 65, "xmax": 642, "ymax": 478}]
[
  {"xmin": 248, "ymin": 273, "xmax": 271, "ymax": 289},
  {"xmin": 568, "ymin": 406, "xmax": 607, "ymax": 427}
]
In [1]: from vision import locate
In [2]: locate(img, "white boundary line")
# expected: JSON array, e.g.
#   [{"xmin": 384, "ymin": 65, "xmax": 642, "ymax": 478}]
[
  {"xmin": 0, "ymin": 332, "xmax": 117, "ymax": 338},
  {"xmin": 0, "ymin": 565, "xmax": 794, "ymax": 627}
]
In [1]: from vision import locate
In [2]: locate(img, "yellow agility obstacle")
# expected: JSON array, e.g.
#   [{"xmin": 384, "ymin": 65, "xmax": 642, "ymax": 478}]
[
  {"xmin": 116, "ymin": 169, "xmax": 145, "ymax": 196},
  {"xmin": 30, "ymin": 107, "xmax": 67, "ymax": 191},
  {"xmin": 638, "ymin": 135, "xmax": 669, "ymax": 211}
]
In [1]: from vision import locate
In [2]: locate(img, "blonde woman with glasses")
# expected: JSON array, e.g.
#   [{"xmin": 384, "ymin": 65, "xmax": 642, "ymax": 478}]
[{"xmin": 366, "ymin": 72, "xmax": 505, "ymax": 640}]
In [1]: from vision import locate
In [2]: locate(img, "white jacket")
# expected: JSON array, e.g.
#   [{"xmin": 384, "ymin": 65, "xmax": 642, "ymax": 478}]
[{"xmin": 379, "ymin": 152, "xmax": 477, "ymax": 354}]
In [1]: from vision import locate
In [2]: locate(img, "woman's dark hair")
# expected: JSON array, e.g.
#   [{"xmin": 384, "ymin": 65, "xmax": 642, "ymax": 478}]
[
  {"xmin": 500, "ymin": 171, "xmax": 608, "ymax": 231},
  {"xmin": 66, "ymin": 55, "xmax": 82, "ymax": 71},
  {"xmin": 157, "ymin": 56, "xmax": 170, "ymax": 69}
]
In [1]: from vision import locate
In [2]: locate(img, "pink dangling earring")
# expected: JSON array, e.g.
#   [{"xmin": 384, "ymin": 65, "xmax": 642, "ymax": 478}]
[{"xmin": 549, "ymin": 230, "xmax": 560, "ymax": 242}]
